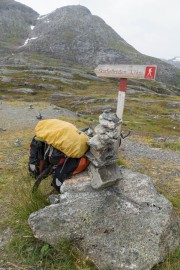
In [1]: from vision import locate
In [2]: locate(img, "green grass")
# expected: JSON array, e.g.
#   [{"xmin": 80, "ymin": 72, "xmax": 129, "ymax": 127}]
[
  {"xmin": 116, "ymin": 159, "xmax": 130, "ymax": 167},
  {"xmin": 152, "ymin": 247, "xmax": 180, "ymax": 270},
  {"xmin": 149, "ymin": 141, "xmax": 180, "ymax": 151},
  {"xmin": 9, "ymin": 236, "xmax": 97, "ymax": 270},
  {"xmin": 5, "ymin": 174, "xmax": 97, "ymax": 270}
]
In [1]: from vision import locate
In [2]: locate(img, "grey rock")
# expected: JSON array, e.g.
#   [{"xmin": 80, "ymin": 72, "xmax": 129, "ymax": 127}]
[
  {"xmin": 85, "ymin": 151, "xmax": 118, "ymax": 167},
  {"xmin": 88, "ymin": 135, "xmax": 106, "ymax": 150},
  {"xmin": 152, "ymin": 135, "xmax": 180, "ymax": 144},
  {"xmin": 36, "ymin": 112, "xmax": 42, "ymax": 120},
  {"xmin": 99, "ymin": 117, "xmax": 121, "ymax": 130},
  {"xmin": 37, "ymin": 83, "xmax": 58, "ymax": 90},
  {"xmin": 14, "ymin": 139, "xmax": 21, "ymax": 147},
  {"xmin": 78, "ymin": 73, "xmax": 107, "ymax": 81},
  {"xmin": 58, "ymin": 78, "xmax": 74, "ymax": 85},
  {"xmin": 88, "ymin": 163, "xmax": 122, "ymax": 189},
  {"xmin": 167, "ymin": 102, "xmax": 180, "ymax": 108},
  {"xmin": 0, "ymin": 69, "xmax": 21, "ymax": 75},
  {"xmin": 98, "ymin": 134, "xmax": 117, "ymax": 144},
  {"xmin": 165, "ymin": 136, "xmax": 180, "ymax": 143},
  {"xmin": 168, "ymin": 113, "xmax": 180, "ymax": 121},
  {"xmin": 59, "ymin": 71, "xmax": 74, "ymax": 79},
  {"xmin": 1, "ymin": 76, "xmax": 12, "ymax": 83},
  {"xmin": 98, "ymin": 133, "xmax": 114, "ymax": 144},
  {"xmin": 94, "ymin": 124, "xmax": 118, "ymax": 139},
  {"xmin": 51, "ymin": 93, "xmax": 72, "ymax": 100},
  {"xmin": 91, "ymin": 104, "xmax": 116, "ymax": 114},
  {"xmin": 9, "ymin": 88, "xmax": 35, "ymax": 94},
  {"xmin": 28, "ymin": 168, "xmax": 180, "ymax": 270},
  {"xmin": 48, "ymin": 194, "xmax": 61, "ymax": 204},
  {"xmin": 107, "ymin": 130, "xmax": 119, "ymax": 139},
  {"xmin": 0, "ymin": 228, "xmax": 12, "ymax": 251},
  {"xmin": 28, "ymin": 104, "xmax": 33, "ymax": 109},
  {"xmin": 89, "ymin": 147, "xmax": 118, "ymax": 163},
  {"xmin": 94, "ymin": 124, "xmax": 107, "ymax": 134},
  {"xmin": 0, "ymin": 128, "xmax": 6, "ymax": 132},
  {"xmin": 88, "ymin": 110, "xmax": 120, "ymax": 169},
  {"xmin": 100, "ymin": 110, "xmax": 120, "ymax": 123},
  {"xmin": 153, "ymin": 137, "xmax": 166, "ymax": 143}
]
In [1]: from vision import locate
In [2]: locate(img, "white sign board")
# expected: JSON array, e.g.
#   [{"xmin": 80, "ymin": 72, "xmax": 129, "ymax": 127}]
[{"xmin": 95, "ymin": 64, "xmax": 157, "ymax": 80}]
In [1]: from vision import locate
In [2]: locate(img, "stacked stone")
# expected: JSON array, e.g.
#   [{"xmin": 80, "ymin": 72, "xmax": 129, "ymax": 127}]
[
  {"xmin": 86, "ymin": 109, "xmax": 122, "ymax": 189},
  {"xmin": 87, "ymin": 109, "xmax": 121, "ymax": 167}
]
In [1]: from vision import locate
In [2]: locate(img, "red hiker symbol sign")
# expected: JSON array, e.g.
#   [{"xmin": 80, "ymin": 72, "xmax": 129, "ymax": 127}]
[{"xmin": 144, "ymin": 66, "xmax": 156, "ymax": 79}]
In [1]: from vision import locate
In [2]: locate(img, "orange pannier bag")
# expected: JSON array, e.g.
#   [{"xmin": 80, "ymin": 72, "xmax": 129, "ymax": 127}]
[{"xmin": 73, "ymin": 157, "xmax": 90, "ymax": 175}]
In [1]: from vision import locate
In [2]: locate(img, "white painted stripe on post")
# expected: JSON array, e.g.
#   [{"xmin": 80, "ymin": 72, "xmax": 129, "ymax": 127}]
[{"xmin": 116, "ymin": 91, "xmax": 126, "ymax": 120}]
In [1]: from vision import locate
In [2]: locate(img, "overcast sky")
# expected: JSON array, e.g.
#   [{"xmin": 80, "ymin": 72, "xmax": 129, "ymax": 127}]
[{"xmin": 16, "ymin": 0, "xmax": 180, "ymax": 60}]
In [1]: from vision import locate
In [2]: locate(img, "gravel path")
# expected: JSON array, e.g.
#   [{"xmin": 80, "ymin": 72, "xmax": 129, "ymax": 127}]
[
  {"xmin": 120, "ymin": 138, "xmax": 180, "ymax": 188},
  {"xmin": 121, "ymin": 139, "xmax": 180, "ymax": 163},
  {"xmin": 0, "ymin": 101, "xmax": 77, "ymax": 131}
]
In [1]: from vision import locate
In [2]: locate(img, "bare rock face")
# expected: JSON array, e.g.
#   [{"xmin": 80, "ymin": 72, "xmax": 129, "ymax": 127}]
[{"xmin": 28, "ymin": 167, "xmax": 179, "ymax": 270}]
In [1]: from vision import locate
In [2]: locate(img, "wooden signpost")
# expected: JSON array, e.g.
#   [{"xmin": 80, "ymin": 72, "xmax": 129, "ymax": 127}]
[{"xmin": 94, "ymin": 64, "xmax": 157, "ymax": 150}]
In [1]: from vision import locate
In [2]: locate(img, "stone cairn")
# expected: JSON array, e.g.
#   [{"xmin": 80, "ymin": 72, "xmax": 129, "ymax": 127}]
[{"xmin": 86, "ymin": 109, "xmax": 122, "ymax": 189}]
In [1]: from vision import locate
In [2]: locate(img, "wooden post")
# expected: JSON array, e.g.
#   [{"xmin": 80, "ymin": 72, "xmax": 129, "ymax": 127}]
[
  {"xmin": 116, "ymin": 78, "xmax": 127, "ymax": 119},
  {"xmin": 116, "ymin": 78, "xmax": 127, "ymax": 152}
]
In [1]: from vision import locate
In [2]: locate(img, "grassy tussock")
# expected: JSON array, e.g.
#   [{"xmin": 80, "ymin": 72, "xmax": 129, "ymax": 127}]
[{"xmin": 152, "ymin": 248, "xmax": 180, "ymax": 270}]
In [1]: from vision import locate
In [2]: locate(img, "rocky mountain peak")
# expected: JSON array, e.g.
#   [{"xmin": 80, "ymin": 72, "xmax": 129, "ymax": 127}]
[
  {"xmin": 0, "ymin": 0, "xmax": 38, "ymax": 14},
  {"xmin": 20, "ymin": 4, "xmax": 135, "ymax": 66},
  {"xmin": 55, "ymin": 5, "xmax": 91, "ymax": 16}
]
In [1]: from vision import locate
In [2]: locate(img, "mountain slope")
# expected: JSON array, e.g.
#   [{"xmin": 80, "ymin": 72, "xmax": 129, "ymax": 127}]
[
  {"xmin": 166, "ymin": 57, "xmax": 180, "ymax": 69},
  {"xmin": 0, "ymin": 2, "xmax": 179, "ymax": 86},
  {"xmin": 0, "ymin": 0, "xmax": 38, "ymax": 51},
  {"xmin": 20, "ymin": 5, "xmax": 139, "ymax": 65}
]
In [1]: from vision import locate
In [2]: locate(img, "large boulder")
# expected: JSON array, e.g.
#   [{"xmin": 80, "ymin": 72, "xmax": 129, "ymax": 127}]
[{"xmin": 28, "ymin": 167, "xmax": 179, "ymax": 270}]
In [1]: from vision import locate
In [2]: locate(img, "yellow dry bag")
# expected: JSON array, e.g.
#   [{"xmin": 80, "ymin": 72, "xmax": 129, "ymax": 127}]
[{"xmin": 35, "ymin": 119, "xmax": 89, "ymax": 158}]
